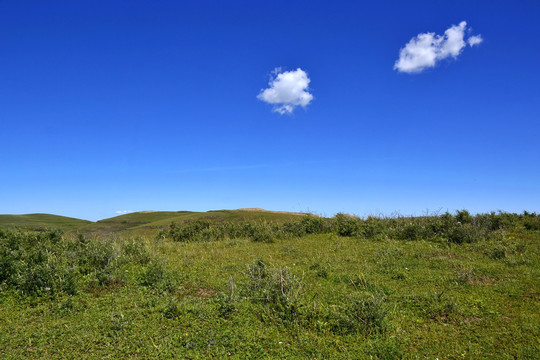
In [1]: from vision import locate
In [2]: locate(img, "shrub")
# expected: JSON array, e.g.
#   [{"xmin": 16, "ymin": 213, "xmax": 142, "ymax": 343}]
[
  {"xmin": 300, "ymin": 215, "xmax": 326, "ymax": 234},
  {"xmin": 333, "ymin": 213, "xmax": 361, "ymax": 237},
  {"xmin": 523, "ymin": 215, "xmax": 540, "ymax": 231},
  {"xmin": 0, "ymin": 229, "xmax": 174, "ymax": 297},
  {"xmin": 247, "ymin": 223, "xmax": 275, "ymax": 243},
  {"xmin": 360, "ymin": 217, "xmax": 386, "ymax": 239},
  {"xmin": 396, "ymin": 221, "xmax": 422, "ymax": 241},
  {"xmin": 446, "ymin": 223, "xmax": 483, "ymax": 244},
  {"xmin": 281, "ymin": 221, "xmax": 307, "ymax": 238},
  {"xmin": 138, "ymin": 260, "xmax": 165, "ymax": 287},
  {"xmin": 455, "ymin": 209, "xmax": 473, "ymax": 224},
  {"xmin": 121, "ymin": 239, "xmax": 151, "ymax": 265},
  {"xmin": 0, "ymin": 230, "xmax": 79, "ymax": 296},
  {"xmin": 242, "ymin": 259, "xmax": 304, "ymax": 324},
  {"xmin": 156, "ymin": 210, "xmax": 538, "ymax": 245},
  {"xmin": 161, "ymin": 220, "xmax": 213, "ymax": 242}
]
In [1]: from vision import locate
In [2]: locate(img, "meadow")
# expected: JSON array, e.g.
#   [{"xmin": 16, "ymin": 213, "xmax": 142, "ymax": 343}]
[{"xmin": 0, "ymin": 210, "xmax": 538, "ymax": 359}]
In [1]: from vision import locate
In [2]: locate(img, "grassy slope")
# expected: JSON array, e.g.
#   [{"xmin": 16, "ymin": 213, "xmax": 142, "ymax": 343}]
[
  {"xmin": 0, "ymin": 209, "xmax": 307, "ymax": 237},
  {"xmin": 76, "ymin": 209, "xmax": 307, "ymax": 237},
  {"xmin": 1, "ymin": 229, "xmax": 538, "ymax": 358},
  {"xmin": 0, "ymin": 214, "xmax": 92, "ymax": 231}
]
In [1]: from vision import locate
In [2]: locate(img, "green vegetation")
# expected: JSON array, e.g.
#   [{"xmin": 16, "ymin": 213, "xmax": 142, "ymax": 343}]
[
  {"xmin": 0, "ymin": 213, "xmax": 91, "ymax": 232},
  {"xmin": 1, "ymin": 210, "xmax": 539, "ymax": 359}
]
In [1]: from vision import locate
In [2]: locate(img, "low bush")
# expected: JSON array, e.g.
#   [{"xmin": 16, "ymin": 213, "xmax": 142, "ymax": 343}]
[
  {"xmin": 523, "ymin": 215, "xmax": 540, "ymax": 231},
  {"xmin": 138, "ymin": 259, "xmax": 179, "ymax": 292},
  {"xmin": 157, "ymin": 211, "xmax": 539, "ymax": 246},
  {"xmin": 241, "ymin": 259, "xmax": 304, "ymax": 324},
  {"xmin": 333, "ymin": 213, "xmax": 362, "ymax": 237},
  {"xmin": 0, "ymin": 229, "xmax": 165, "ymax": 297}
]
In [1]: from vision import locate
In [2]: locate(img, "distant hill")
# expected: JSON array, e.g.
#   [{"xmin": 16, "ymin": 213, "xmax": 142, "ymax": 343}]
[
  {"xmin": 0, "ymin": 209, "xmax": 309, "ymax": 237},
  {"xmin": 77, "ymin": 209, "xmax": 308, "ymax": 237},
  {"xmin": 0, "ymin": 213, "xmax": 92, "ymax": 231}
]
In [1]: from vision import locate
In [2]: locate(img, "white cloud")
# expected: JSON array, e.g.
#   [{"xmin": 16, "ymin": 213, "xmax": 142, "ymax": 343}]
[
  {"xmin": 115, "ymin": 210, "xmax": 132, "ymax": 215},
  {"xmin": 468, "ymin": 35, "xmax": 483, "ymax": 47},
  {"xmin": 257, "ymin": 68, "xmax": 313, "ymax": 114},
  {"xmin": 394, "ymin": 21, "xmax": 483, "ymax": 73}
]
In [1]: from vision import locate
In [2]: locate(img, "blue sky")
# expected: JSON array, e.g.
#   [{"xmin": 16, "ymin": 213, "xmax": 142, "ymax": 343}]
[{"xmin": 1, "ymin": 1, "xmax": 539, "ymax": 221}]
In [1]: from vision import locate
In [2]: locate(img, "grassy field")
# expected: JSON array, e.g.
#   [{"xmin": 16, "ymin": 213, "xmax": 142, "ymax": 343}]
[{"xmin": 0, "ymin": 211, "xmax": 538, "ymax": 359}]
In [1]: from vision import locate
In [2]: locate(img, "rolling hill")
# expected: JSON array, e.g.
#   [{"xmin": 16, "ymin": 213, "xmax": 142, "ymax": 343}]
[
  {"xmin": 0, "ymin": 213, "xmax": 92, "ymax": 231},
  {"xmin": 0, "ymin": 209, "xmax": 309, "ymax": 236}
]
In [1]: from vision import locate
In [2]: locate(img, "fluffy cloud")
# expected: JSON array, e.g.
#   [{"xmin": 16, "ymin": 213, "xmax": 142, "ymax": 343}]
[
  {"xmin": 115, "ymin": 210, "xmax": 132, "ymax": 214},
  {"xmin": 394, "ymin": 21, "xmax": 482, "ymax": 73},
  {"xmin": 467, "ymin": 35, "xmax": 483, "ymax": 47},
  {"xmin": 257, "ymin": 68, "xmax": 313, "ymax": 114}
]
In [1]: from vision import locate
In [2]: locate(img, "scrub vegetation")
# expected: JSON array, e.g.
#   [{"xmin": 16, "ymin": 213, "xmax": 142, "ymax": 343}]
[{"xmin": 0, "ymin": 210, "xmax": 538, "ymax": 359}]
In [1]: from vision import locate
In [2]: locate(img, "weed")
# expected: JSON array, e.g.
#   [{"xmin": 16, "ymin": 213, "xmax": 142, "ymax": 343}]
[
  {"xmin": 328, "ymin": 292, "xmax": 389, "ymax": 335},
  {"xmin": 309, "ymin": 263, "xmax": 329, "ymax": 278},
  {"xmin": 406, "ymin": 291, "xmax": 460, "ymax": 322},
  {"xmin": 368, "ymin": 337, "xmax": 403, "ymax": 359},
  {"xmin": 109, "ymin": 311, "xmax": 130, "ymax": 333},
  {"xmin": 162, "ymin": 297, "xmax": 181, "ymax": 319},
  {"xmin": 242, "ymin": 259, "xmax": 304, "ymax": 324}
]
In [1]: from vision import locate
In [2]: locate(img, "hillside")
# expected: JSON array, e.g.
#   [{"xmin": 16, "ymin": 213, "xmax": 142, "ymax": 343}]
[
  {"xmin": 77, "ymin": 209, "xmax": 308, "ymax": 237},
  {"xmin": 0, "ymin": 213, "xmax": 92, "ymax": 231},
  {"xmin": 0, "ymin": 209, "xmax": 309, "ymax": 237}
]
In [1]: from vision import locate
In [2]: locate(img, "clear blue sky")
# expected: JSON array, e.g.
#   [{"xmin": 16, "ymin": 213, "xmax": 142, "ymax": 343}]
[{"xmin": 1, "ymin": 1, "xmax": 539, "ymax": 221}]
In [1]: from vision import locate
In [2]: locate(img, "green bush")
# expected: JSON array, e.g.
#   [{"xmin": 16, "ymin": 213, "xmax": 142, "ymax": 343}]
[
  {"xmin": 121, "ymin": 239, "xmax": 151, "ymax": 265},
  {"xmin": 0, "ymin": 230, "xmax": 79, "ymax": 295},
  {"xmin": 139, "ymin": 260, "xmax": 166, "ymax": 287},
  {"xmin": 300, "ymin": 215, "xmax": 326, "ymax": 234},
  {"xmin": 396, "ymin": 221, "xmax": 422, "ymax": 241},
  {"xmin": 523, "ymin": 215, "xmax": 540, "ymax": 230},
  {"xmin": 360, "ymin": 217, "xmax": 387, "ymax": 239},
  {"xmin": 333, "ymin": 213, "xmax": 361, "ymax": 237},
  {"xmin": 242, "ymin": 259, "xmax": 304, "ymax": 324},
  {"xmin": 157, "ymin": 210, "xmax": 538, "ymax": 246},
  {"xmin": 0, "ymin": 229, "xmax": 168, "ymax": 297},
  {"xmin": 455, "ymin": 209, "xmax": 473, "ymax": 224},
  {"xmin": 446, "ymin": 223, "xmax": 483, "ymax": 244},
  {"xmin": 160, "ymin": 220, "xmax": 214, "ymax": 242}
]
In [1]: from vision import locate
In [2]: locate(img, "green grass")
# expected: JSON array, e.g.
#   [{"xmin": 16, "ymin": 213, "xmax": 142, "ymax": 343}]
[
  {"xmin": 0, "ymin": 214, "xmax": 91, "ymax": 231},
  {"xmin": 0, "ymin": 211, "xmax": 539, "ymax": 359},
  {"xmin": 76, "ymin": 209, "xmax": 307, "ymax": 237},
  {"xmin": 0, "ymin": 209, "xmax": 307, "ymax": 238}
]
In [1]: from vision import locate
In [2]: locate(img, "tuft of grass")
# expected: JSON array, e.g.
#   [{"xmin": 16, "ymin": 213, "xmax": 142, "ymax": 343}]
[
  {"xmin": 327, "ymin": 292, "xmax": 389, "ymax": 335},
  {"xmin": 241, "ymin": 259, "xmax": 305, "ymax": 324}
]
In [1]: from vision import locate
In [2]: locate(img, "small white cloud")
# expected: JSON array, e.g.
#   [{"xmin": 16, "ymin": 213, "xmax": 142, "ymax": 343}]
[
  {"xmin": 115, "ymin": 210, "xmax": 132, "ymax": 215},
  {"xmin": 257, "ymin": 68, "xmax": 313, "ymax": 114},
  {"xmin": 468, "ymin": 35, "xmax": 483, "ymax": 47},
  {"xmin": 394, "ymin": 21, "xmax": 482, "ymax": 73}
]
